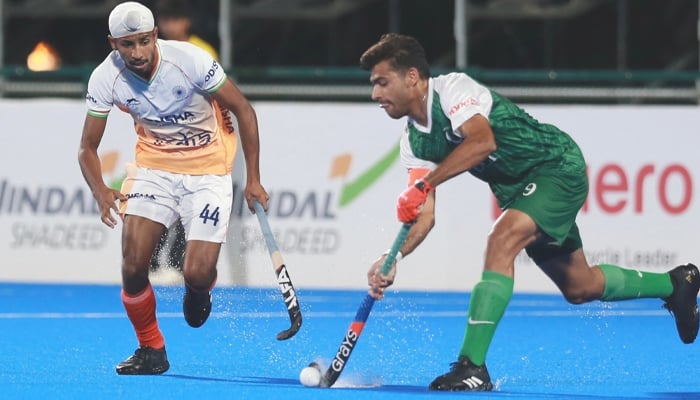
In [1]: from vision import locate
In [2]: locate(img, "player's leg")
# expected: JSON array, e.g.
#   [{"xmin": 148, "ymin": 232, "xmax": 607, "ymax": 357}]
[
  {"xmin": 115, "ymin": 166, "xmax": 179, "ymax": 375},
  {"xmin": 148, "ymin": 224, "xmax": 169, "ymax": 271},
  {"xmin": 520, "ymin": 159, "xmax": 685, "ymax": 315},
  {"xmin": 170, "ymin": 221, "xmax": 187, "ymax": 271},
  {"xmin": 525, "ymin": 149, "xmax": 698, "ymax": 343},
  {"xmin": 535, "ymin": 240, "xmax": 699, "ymax": 343},
  {"xmin": 118, "ymin": 215, "xmax": 170, "ymax": 375},
  {"xmin": 149, "ymin": 221, "xmax": 187, "ymax": 272},
  {"xmin": 533, "ymin": 247, "xmax": 603, "ymax": 303},
  {"xmin": 430, "ymin": 208, "xmax": 540, "ymax": 392},
  {"xmin": 181, "ymin": 240, "xmax": 221, "ymax": 327},
  {"xmin": 179, "ymin": 174, "xmax": 233, "ymax": 328},
  {"xmin": 432, "ymin": 163, "xmax": 587, "ymax": 391},
  {"xmin": 535, "ymin": 243, "xmax": 670, "ymax": 303}
]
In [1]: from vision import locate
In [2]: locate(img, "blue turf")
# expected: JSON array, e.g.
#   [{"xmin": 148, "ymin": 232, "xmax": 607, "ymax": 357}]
[{"xmin": 0, "ymin": 283, "xmax": 698, "ymax": 399}]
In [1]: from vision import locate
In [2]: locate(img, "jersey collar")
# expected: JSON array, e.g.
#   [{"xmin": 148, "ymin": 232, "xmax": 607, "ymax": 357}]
[{"xmin": 409, "ymin": 77, "xmax": 434, "ymax": 132}]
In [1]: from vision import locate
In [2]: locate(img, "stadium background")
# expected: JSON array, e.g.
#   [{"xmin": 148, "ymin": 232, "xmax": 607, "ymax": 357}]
[
  {"xmin": 3, "ymin": 0, "xmax": 699, "ymax": 102},
  {"xmin": 1, "ymin": 3, "xmax": 700, "ymax": 398},
  {"xmin": 0, "ymin": 0, "xmax": 697, "ymax": 293}
]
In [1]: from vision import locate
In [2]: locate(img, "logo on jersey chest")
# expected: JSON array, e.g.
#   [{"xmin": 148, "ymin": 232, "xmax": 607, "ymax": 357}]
[
  {"xmin": 145, "ymin": 111, "xmax": 196, "ymax": 125},
  {"xmin": 172, "ymin": 85, "xmax": 188, "ymax": 100},
  {"xmin": 125, "ymin": 98, "xmax": 141, "ymax": 107},
  {"xmin": 121, "ymin": 97, "xmax": 195, "ymax": 125},
  {"xmin": 122, "ymin": 97, "xmax": 148, "ymax": 115}
]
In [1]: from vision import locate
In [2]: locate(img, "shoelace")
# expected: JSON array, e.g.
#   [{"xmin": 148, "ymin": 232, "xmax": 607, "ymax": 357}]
[
  {"xmin": 449, "ymin": 359, "xmax": 471, "ymax": 371},
  {"xmin": 133, "ymin": 348, "xmax": 148, "ymax": 359},
  {"xmin": 133, "ymin": 347, "xmax": 158, "ymax": 360}
]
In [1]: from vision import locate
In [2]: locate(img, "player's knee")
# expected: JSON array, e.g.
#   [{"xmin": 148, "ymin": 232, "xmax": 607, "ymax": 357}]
[
  {"xmin": 485, "ymin": 229, "xmax": 521, "ymax": 264},
  {"xmin": 121, "ymin": 255, "xmax": 149, "ymax": 281},
  {"xmin": 487, "ymin": 225, "xmax": 508, "ymax": 245},
  {"xmin": 183, "ymin": 263, "xmax": 216, "ymax": 291}
]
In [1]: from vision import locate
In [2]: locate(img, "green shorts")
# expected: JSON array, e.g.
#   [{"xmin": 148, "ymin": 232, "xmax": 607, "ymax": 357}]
[{"xmin": 507, "ymin": 155, "xmax": 589, "ymax": 264}]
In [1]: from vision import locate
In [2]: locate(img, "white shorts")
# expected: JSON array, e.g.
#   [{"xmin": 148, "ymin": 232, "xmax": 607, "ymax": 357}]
[{"xmin": 120, "ymin": 164, "xmax": 233, "ymax": 243}]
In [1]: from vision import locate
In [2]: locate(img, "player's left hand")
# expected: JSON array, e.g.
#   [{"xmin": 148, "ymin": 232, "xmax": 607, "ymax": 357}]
[
  {"xmin": 367, "ymin": 254, "xmax": 397, "ymax": 300},
  {"xmin": 396, "ymin": 178, "xmax": 433, "ymax": 222}
]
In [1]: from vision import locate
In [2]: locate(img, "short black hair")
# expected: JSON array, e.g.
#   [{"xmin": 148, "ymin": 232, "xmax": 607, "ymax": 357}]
[{"xmin": 359, "ymin": 33, "xmax": 430, "ymax": 79}]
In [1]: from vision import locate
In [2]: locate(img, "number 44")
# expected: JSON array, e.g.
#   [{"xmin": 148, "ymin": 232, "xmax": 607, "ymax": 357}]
[{"xmin": 199, "ymin": 203, "xmax": 220, "ymax": 226}]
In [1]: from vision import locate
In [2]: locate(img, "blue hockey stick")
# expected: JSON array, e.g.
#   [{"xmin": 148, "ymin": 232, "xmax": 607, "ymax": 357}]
[{"xmin": 319, "ymin": 223, "xmax": 412, "ymax": 387}]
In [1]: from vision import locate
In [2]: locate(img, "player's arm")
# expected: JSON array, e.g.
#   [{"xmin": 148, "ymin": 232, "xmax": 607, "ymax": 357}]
[
  {"xmin": 400, "ymin": 166, "xmax": 437, "ymax": 258},
  {"xmin": 368, "ymin": 171, "xmax": 436, "ymax": 299},
  {"xmin": 401, "ymin": 189, "xmax": 435, "ymax": 255},
  {"xmin": 395, "ymin": 115, "xmax": 496, "ymax": 223},
  {"xmin": 422, "ymin": 114, "xmax": 496, "ymax": 188},
  {"xmin": 212, "ymin": 78, "xmax": 269, "ymax": 211},
  {"xmin": 78, "ymin": 114, "xmax": 126, "ymax": 228}
]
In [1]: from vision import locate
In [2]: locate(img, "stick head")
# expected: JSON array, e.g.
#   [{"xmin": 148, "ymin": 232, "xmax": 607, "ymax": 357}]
[
  {"xmin": 318, "ymin": 373, "xmax": 332, "ymax": 388},
  {"xmin": 275, "ymin": 318, "xmax": 302, "ymax": 340},
  {"xmin": 276, "ymin": 308, "xmax": 302, "ymax": 340}
]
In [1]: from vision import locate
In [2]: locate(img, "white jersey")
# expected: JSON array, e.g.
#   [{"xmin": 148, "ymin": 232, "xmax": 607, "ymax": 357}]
[{"xmin": 85, "ymin": 39, "xmax": 237, "ymax": 175}]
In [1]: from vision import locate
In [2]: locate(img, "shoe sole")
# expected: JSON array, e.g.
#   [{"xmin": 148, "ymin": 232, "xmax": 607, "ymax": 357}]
[
  {"xmin": 116, "ymin": 363, "xmax": 170, "ymax": 375},
  {"xmin": 429, "ymin": 382, "xmax": 493, "ymax": 392}
]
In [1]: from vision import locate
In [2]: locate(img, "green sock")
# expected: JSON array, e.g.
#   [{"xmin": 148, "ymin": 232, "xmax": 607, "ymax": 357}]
[
  {"xmin": 459, "ymin": 271, "xmax": 514, "ymax": 366},
  {"xmin": 598, "ymin": 263, "xmax": 673, "ymax": 301}
]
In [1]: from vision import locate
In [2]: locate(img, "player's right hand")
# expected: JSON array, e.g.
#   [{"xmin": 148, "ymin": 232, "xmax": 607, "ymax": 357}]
[
  {"xmin": 367, "ymin": 254, "xmax": 397, "ymax": 300},
  {"xmin": 396, "ymin": 178, "xmax": 433, "ymax": 223},
  {"xmin": 94, "ymin": 186, "xmax": 127, "ymax": 229},
  {"xmin": 244, "ymin": 181, "xmax": 270, "ymax": 213}
]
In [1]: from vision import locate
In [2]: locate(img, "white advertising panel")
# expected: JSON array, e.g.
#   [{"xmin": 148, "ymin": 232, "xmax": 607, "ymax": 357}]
[
  {"xmin": 0, "ymin": 99, "xmax": 696, "ymax": 294},
  {"xmin": 0, "ymin": 99, "xmax": 135, "ymax": 283}
]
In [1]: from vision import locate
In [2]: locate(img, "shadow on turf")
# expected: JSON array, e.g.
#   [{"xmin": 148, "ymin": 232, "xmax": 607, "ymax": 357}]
[
  {"xmin": 163, "ymin": 374, "xmax": 428, "ymax": 392},
  {"xmin": 163, "ymin": 375, "xmax": 700, "ymax": 398},
  {"xmin": 164, "ymin": 374, "xmax": 298, "ymax": 385}
]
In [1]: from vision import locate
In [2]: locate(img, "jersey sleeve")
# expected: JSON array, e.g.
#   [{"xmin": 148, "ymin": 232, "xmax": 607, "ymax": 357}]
[
  {"xmin": 434, "ymin": 73, "xmax": 493, "ymax": 138},
  {"xmin": 187, "ymin": 44, "xmax": 227, "ymax": 93},
  {"xmin": 85, "ymin": 65, "xmax": 114, "ymax": 118}
]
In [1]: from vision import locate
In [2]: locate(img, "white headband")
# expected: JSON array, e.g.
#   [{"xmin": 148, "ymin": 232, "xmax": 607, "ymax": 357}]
[{"xmin": 108, "ymin": 2, "xmax": 155, "ymax": 39}]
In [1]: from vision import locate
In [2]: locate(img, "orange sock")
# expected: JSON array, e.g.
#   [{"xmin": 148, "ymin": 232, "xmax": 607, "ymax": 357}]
[{"xmin": 121, "ymin": 284, "xmax": 165, "ymax": 350}]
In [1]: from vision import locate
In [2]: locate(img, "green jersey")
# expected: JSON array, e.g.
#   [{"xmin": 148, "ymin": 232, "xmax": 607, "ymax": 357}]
[{"xmin": 401, "ymin": 72, "xmax": 586, "ymax": 207}]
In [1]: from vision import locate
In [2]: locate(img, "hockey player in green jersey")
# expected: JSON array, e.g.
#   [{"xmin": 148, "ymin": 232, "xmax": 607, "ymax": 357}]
[{"xmin": 361, "ymin": 33, "xmax": 699, "ymax": 392}]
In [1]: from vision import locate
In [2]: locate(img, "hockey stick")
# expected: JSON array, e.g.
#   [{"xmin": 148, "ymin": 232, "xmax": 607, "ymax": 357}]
[
  {"xmin": 319, "ymin": 222, "xmax": 412, "ymax": 387},
  {"xmin": 253, "ymin": 200, "xmax": 302, "ymax": 340}
]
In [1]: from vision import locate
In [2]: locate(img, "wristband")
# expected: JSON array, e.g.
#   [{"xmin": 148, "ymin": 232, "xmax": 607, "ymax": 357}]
[
  {"xmin": 414, "ymin": 178, "xmax": 434, "ymax": 193},
  {"xmin": 383, "ymin": 249, "xmax": 403, "ymax": 262}
]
